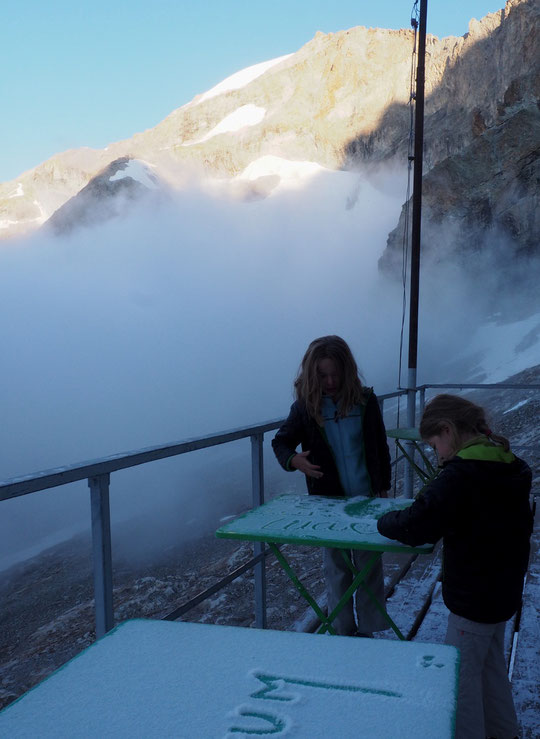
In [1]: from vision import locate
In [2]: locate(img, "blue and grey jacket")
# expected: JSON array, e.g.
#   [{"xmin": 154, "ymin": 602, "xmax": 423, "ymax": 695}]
[
  {"xmin": 320, "ymin": 395, "xmax": 372, "ymax": 496},
  {"xmin": 272, "ymin": 388, "xmax": 391, "ymax": 497}
]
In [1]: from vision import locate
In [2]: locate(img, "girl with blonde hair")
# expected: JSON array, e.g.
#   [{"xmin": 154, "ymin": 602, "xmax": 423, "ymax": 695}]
[{"xmin": 273, "ymin": 335, "xmax": 391, "ymax": 636}]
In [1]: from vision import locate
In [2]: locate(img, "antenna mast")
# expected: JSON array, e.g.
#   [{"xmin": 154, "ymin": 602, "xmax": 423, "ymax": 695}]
[
  {"xmin": 403, "ymin": 0, "xmax": 427, "ymax": 497},
  {"xmin": 407, "ymin": 0, "xmax": 427, "ymax": 429}
]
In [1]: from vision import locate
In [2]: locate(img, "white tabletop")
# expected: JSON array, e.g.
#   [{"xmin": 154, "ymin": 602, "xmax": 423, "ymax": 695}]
[
  {"xmin": 217, "ymin": 494, "xmax": 434, "ymax": 553},
  {"xmin": 0, "ymin": 619, "xmax": 458, "ymax": 738}
]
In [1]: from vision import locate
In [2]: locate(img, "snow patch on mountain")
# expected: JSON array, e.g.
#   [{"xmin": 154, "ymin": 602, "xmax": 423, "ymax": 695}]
[
  {"xmin": 195, "ymin": 54, "xmax": 293, "ymax": 105},
  {"xmin": 0, "ymin": 218, "xmax": 21, "ymax": 230},
  {"xmin": 187, "ymin": 104, "xmax": 267, "ymax": 145},
  {"xmin": 504, "ymin": 398, "xmax": 532, "ymax": 415},
  {"xmin": 1, "ymin": 200, "xmax": 46, "ymax": 231},
  {"xmin": 8, "ymin": 184, "xmax": 24, "ymax": 198},
  {"xmin": 458, "ymin": 311, "xmax": 540, "ymax": 383},
  {"xmin": 238, "ymin": 155, "xmax": 326, "ymax": 183},
  {"xmin": 109, "ymin": 160, "xmax": 159, "ymax": 189}
]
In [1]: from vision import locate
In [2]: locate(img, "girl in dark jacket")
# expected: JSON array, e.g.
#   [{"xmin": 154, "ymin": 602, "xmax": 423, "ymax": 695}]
[
  {"xmin": 272, "ymin": 335, "xmax": 391, "ymax": 636},
  {"xmin": 377, "ymin": 394, "xmax": 533, "ymax": 739}
]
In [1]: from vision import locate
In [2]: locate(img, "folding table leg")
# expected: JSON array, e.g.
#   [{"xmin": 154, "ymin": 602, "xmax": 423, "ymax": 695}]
[
  {"xmin": 335, "ymin": 550, "xmax": 406, "ymax": 640},
  {"xmin": 269, "ymin": 544, "xmax": 405, "ymax": 640},
  {"xmin": 321, "ymin": 551, "xmax": 381, "ymax": 635},
  {"xmin": 269, "ymin": 544, "xmax": 337, "ymax": 635}
]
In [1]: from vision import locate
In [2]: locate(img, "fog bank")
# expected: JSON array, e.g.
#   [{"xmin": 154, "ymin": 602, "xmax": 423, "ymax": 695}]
[{"xmin": 1, "ymin": 163, "xmax": 537, "ymax": 568}]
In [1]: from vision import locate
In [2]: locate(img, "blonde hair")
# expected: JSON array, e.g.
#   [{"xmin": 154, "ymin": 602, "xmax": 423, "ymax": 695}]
[
  {"xmin": 295, "ymin": 335, "xmax": 366, "ymax": 424},
  {"xmin": 419, "ymin": 394, "xmax": 509, "ymax": 455}
]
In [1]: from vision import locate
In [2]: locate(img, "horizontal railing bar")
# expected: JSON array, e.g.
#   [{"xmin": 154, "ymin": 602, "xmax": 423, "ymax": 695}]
[
  {"xmin": 378, "ymin": 390, "xmax": 409, "ymax": 399},
  {"xmin": 162, "ymin": 549, "xmax": 271, "ymax": 621},
  {"xmin": 0, "ymin": 419, "xmax": 284, "ymax": 501},
  {"xmin": 418, "ymin": 383, "xmax": 540, "ymax": 391},
  {"xmin": 2, "ymin": 383, "xmax": 538, "ymax": 502}
]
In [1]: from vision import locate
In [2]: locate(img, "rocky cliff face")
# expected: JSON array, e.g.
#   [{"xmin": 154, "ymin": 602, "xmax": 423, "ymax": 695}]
[
  {"xmin": 0, "ymin": 0, "xmax": 537, "ymax": 269},
  {"xmin": 44, "ymin": 157, "xmax": 170, "ymax": 235},
  {"xmin": 379, "ymin": 0, "xmax": 540, "ymax": 280},
  {"xmin": 380, "ymin": 103, "xmax": 540, "ymax": 277}
]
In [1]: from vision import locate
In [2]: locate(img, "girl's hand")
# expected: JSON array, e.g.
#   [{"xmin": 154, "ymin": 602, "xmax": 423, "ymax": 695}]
[{"xmin": 291, "ymin": 451, "xmax": 323, "ymax": 479}]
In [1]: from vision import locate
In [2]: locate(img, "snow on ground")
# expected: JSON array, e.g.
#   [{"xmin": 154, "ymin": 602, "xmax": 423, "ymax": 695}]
[
  {"xmin": 185, "ymin": 104, "xmax": 267, "ymax": 145},
  {"xmin": 109, "ymin": 159, "xmax": 159, "ymax": 189},
  {"xmin": 0, "ymin": 532, "xmax": 327, "ymax": 711},
  {"xmin": 451, "ymin": 310, "xmax": 540, "ymax": 383},
  {"xmin": 195, "ymin": 54, "xmax": 293, "ymax": 105},
  {"xmin": 504, "ymin": 398, "xmax": 532, "ymax": 414}
]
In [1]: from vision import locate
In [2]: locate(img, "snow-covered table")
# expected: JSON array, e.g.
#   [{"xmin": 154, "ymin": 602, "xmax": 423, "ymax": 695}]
[
  {"xmin": 216, "ymin": 494, "xmax": 434, "ymax": 638},
  {"xmin": 0, "ymin": 619, "xmax": 459, "ymax": 738}
]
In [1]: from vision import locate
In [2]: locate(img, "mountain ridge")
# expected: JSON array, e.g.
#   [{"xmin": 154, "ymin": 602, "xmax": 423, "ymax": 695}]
[{"xmin": 0, "ymin": 0, "xmax": 538, "ymax": 279}]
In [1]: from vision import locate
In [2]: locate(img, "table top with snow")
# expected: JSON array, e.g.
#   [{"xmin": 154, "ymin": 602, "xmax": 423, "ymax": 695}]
[
  {"xmin": 0, "ymin": 619, "xmax": 458, "ymax": 738},
  {"xmin": 217, "ymin": 494, "xmax": 433, "ymax": 553},
  {"xmin": 386, "ymin": 427, "xmax": 422, "ymax": 441}
]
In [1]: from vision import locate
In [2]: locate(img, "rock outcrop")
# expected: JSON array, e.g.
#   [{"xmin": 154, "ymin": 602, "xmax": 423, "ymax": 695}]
[
  {"xmin": 380, "ymin": 104, "xmax": 540, "ymax": 275},
  {"xmin": 378, "ymin": 0, "xmax": 540, "ymax": 278},
  {"xmin": 44, "ymin": 158, "xmax": 168, "ymax": 235}
]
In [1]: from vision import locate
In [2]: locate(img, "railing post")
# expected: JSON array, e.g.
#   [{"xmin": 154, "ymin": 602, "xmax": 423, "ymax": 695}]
[
  {"xmin": 89, "ymin": 474, "xmax": 114, "ymax": 638},
  {"xmin": 417, "ymin": 387, "xmax": 427, "ymax": 475},
  {"xmin": 251, "ymin": 433, "xmax": 267, "ymax": 629},
  {"xmin": 404, "ymin": 380, "xmax": 416, "ymax": 499},
  {"xmin": 419, "ymin": 387, "xmax": 426, "ymax": 417}
]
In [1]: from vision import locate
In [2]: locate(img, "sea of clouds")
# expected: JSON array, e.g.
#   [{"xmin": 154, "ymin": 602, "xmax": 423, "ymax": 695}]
[{"xmin": 0, "ymin": 162, "xmax": 537, "ymax": 568}]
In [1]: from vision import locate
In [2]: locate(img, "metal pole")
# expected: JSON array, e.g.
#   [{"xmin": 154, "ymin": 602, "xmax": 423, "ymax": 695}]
[
  {"xmin": 419, "ymin": 387, "xmax": 426, "ymax": 417},
  {"xmin": 251, "ymin": 434, "xmax": 267, "ymax": 628},
  {"xmin": 405, "ymin": 0, "xmax": 428, "ymax": 497},
  {"xmin": 89, "ymin": 473, "xmax": 114, "ymax": 637}
]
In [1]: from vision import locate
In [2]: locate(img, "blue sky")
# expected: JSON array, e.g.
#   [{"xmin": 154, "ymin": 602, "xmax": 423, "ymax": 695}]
[{"xmin": 1, "ymin": 0, "xmax": 504, "ymax": 182}]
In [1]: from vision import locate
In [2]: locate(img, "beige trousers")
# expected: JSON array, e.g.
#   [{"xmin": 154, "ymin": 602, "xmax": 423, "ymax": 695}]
[
  {"xmin": 445, "ymin": 612, "xmax": 519, "ymax": 739},
  {"xmin": 323, "ymin": 547, "xmax": 389, "ymax": 636}
]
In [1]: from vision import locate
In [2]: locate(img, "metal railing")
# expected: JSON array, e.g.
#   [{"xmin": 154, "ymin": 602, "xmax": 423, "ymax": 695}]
[
  {"xmin": 401, "ymin": 383, "xmax": 540, "ymax": 497},
  {"xmin": 1, "ymin": 384, "xmax": 538, "ymax": 639},
  {"xmin": 0, "ymin": 419, "xmax": 283, "ymax": 637}
]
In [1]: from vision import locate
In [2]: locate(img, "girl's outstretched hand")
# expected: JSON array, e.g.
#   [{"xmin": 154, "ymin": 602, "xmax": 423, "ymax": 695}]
[{"xmin": 291, "ymin": 451, "xmax": 323, "ymax": 479}]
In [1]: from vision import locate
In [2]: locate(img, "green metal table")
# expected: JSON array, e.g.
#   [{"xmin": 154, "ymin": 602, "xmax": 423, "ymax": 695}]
[
  {"xmin": 386, "ymin": 427, "xmax": 438, "ymax": 483},
  {"xmin": 216, "ymin": 494, "xmax": 434, "ymax": 639}
]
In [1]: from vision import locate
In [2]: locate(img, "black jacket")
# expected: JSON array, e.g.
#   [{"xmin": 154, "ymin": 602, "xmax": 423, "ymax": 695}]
[
  {"xmin": 272, "ymin": 389, "xmax": 391, "ymax": 496},
  {"xmin": 377, "ymin": 450, "xmax": 533, "ymax": 623}
]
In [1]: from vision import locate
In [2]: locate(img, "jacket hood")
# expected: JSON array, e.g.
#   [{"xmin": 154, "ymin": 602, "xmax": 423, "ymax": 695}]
[{"xmin": 456, "ymin": 437, "xmax": 515, "ymax": 464}]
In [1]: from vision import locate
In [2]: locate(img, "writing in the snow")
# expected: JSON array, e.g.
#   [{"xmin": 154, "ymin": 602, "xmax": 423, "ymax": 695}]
[{"xmin": 226, "ymin": 670, "xmax": 402, "ymax": 736}]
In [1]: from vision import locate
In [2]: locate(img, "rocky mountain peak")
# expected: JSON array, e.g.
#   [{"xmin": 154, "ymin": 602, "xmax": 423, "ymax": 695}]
[{"xmin": 0, "ymin": 0, "xmax": 537, "ymax": 276}]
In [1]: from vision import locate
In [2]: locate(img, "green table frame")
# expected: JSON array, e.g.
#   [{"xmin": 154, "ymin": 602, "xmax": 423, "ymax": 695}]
[
  {"xmin": 216, "ymin": 494, "xmax": 434, "ymax": 639},
  {"xmin": 386, "ymin": 427, "xmax": 438, "ymax": 483}
]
